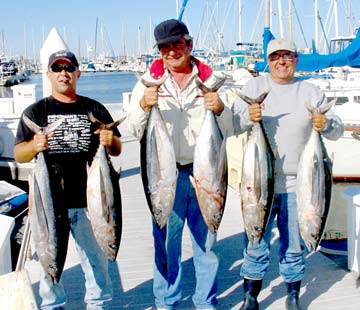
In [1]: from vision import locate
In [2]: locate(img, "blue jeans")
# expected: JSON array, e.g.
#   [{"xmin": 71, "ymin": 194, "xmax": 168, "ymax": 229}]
[
  {"xmin": 39, "ymin": 208, "xmax": 112, "ymax": 309},
  {"xmin": 240, "ymin": 193, "xmax": 305, "ymax": 283},
  {"xmin": 152, "ymin": 168, "xmax": 218, "ymax": 310}
]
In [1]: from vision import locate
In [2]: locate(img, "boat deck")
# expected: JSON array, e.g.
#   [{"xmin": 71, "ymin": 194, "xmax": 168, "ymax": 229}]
[{"xmin": 25, "ymin": 109, "xmax": 360, "ymax": 310}]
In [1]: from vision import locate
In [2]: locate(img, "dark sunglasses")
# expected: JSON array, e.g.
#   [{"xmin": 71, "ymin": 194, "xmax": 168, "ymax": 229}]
[
  {"xmin": 157, "ymin": 41, "xmax": 186, "ymax": 51},
  {"xmin": 50, "ymin": 64, "xmax": 77, "ymax": 73},
  {"xmin": 268, "ymin": 53, "xmax": 297, "ymax": 61}
]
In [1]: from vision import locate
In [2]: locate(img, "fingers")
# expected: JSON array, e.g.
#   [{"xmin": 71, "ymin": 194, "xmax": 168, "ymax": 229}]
[
  {"xmin": 33, "ymin": 134, "xmax": 48, "ymax": 152},
  {"xmin": 248, "ymin": 103, "xmax": 263, "ymax": 122},
  {"xmin": 98, "ymin": 129, "xmax": 114, "ymax": 147},
  {"xmin": 311, "ymin": 114, "xmax": 328, "ymax": 132},
  {"xmin": 141, "ymin": 86, "xmax": 159, "ymax": 112},
  {"xmin": 204, "ymin": 92, "xmax": 224, "ymax": 115}
]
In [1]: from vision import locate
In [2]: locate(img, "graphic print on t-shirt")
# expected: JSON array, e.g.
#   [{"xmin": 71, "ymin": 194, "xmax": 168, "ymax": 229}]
[{"xmin": 47, "ymin": 114, "xmax": 91, "ymax": 154}]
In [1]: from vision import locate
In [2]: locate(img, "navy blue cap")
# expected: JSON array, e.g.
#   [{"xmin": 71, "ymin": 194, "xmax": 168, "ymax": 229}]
[
  {"xmin": 154, "ymin": 19, "xmax": 190, "ymax": 45},
  {"xmin": 48, "ymin": 50, "xmax": 79, "ymax": 68}
]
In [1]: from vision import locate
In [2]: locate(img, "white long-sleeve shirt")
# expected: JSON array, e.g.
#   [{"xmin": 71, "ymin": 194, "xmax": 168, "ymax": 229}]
[
  {"xmin": 233, "ymin": 74, "xmax": 344, "ymax": 193},
  {"xmin": 127, "ymin": 60, "xmax": 234, "ymax": 165}
]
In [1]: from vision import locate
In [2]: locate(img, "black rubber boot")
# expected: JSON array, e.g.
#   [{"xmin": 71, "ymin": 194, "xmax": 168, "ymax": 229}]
[
  {"xmin": 285, "ymin": 281, "xmax": 302, "ymax": 310},
  {"xmin": 240, "ymin": 278, "xmax": 262, "ymax": 310}
]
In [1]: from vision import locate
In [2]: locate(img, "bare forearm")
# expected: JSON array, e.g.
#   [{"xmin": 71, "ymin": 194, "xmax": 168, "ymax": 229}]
[
  {"xmin": 14, "ymin": 141, "xmax": 38, "ymax": 163},
  {"xmin": 106, "ymin": 136, "xmax": 122, "ymax": 156}
]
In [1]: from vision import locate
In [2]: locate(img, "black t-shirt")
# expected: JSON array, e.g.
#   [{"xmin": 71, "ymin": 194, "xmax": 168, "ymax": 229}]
[{"xmin": 15, "ymin": 95, "xmax": 121, "ymax": 209}]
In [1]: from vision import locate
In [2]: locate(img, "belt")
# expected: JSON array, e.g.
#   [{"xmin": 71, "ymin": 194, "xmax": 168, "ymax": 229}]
[{"xmin": 176, "ymin": 162, "xmax": 193, "ymax": 170}]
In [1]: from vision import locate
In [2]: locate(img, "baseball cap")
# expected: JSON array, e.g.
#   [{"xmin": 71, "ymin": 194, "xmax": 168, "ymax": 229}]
[
  {"xmin": 154, "ymin": 19, "xmax": 190, "ymax": 45},
  {"xmin": 48, "ymin": 50, "xmax": 79, "ymax": 68},
  {"xmin": 267, "ymin": 38, "xmax": 297, "ymax": 57}
]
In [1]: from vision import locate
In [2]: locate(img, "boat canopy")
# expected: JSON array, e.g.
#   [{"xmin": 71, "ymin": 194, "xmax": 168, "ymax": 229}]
[{"xmin": 255, "ymin": 27, "xmax": 360, "ymax": 72}]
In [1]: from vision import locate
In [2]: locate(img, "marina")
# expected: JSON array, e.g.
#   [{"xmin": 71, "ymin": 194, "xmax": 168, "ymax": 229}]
[{"xmin": 1, "ymin": 1, "xmax": 360, "ymax": 308}]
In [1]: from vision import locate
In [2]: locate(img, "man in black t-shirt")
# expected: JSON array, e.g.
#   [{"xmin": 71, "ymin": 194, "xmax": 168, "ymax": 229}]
[{"xmin": 14, "ymin": 50, "xmax": 122, "ymax": 310}]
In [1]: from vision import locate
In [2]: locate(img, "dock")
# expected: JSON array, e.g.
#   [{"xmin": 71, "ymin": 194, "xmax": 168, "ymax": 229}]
[{"xmin": 21, "ymin": 105, "xmax": 360, "ymax": 310}]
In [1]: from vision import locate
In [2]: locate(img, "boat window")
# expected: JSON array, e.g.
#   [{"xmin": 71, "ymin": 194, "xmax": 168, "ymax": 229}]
[{"xmin": 327, "ymin": 97, "xmax": 347, "ymax": 105}]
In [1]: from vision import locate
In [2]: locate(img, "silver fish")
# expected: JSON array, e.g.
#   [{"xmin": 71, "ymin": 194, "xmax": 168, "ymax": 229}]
[
  {"xmin": 86, "ymin": 113, "xmax": 124, "ymax": 261},
  {"xmin": 139, "ymin": 75, "xmax": 178, "ymax": 229},
  {"xmin": 190, "ymin": 77, "xmax": 228, "ymax": 233},
  {"xmin": 296, "ymin": 101, "xmax": 334, "ymax": 252},
  {"xmin": 22, "ymin": 115, "xmax": 68, "ymax": 283},
  {"xmin": 238, "ymin": 92, "xmax": 275, "ymax": 244}
]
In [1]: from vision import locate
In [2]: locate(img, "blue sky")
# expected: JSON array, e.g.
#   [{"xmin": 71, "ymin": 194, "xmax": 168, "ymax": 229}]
[{"xmin": 0, "ymin": 0, "xmax": 359, "ymax": 59}]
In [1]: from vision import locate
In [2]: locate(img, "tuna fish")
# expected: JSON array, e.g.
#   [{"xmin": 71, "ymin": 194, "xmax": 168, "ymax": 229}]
[
  {"xmin": 86, "ymin": 112, "xmax": 124, "ymax": 261},
  {"xmin": 190, "ymin": 77, "xmax": 228, "ymax": 233},
  {"xmin": 238, "ymin": 92, "xmax": 275, "ymax": 244},
  {"xmin": 139, "ymin": 75, "xmax": 178, "ymax": 229},
  {"xmin": 296, "ymin": 101, "xmax": 335, "ymax": 252},
  {"xmin": 22, "ymin": 115, "xmax": 69, "ymax": 283}
]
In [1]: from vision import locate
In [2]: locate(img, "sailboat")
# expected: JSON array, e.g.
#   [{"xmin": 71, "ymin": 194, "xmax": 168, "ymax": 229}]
[{"xmin": 93, "ymin": 18, "xmax": 117, "ymax": 72}]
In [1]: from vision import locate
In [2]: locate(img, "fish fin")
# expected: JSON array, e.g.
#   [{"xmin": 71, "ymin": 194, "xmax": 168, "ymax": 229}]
[
  {"xmin": 88, "ymin": 112, "xmax": 105, "ymax": 129},
  {"xmin": 22, "ymin": 115, "xmax": 42, "ymax": 134},
  {"xmin": 140, "ymin": 73, "xmax": 168, "ymax": 88},
  {"xmin": 195, "ymin": 78, "xmax": 211, "ymax": 93},
  {"xmin": 319, "ymin": 99, "xmax": 336, "ymax": 114},
  {"xmin": 254, "ymin": 91, "xmax": 270, "ymax": 103},
  {"xmin": 237, "ymin": 91, "xmax": 270, "ymax": 105},
  {"xmin": 88, "ymin": 112, "xmax": 125, "ymax": 131},
  {"xmin": 195, "ymin": 76, "xmax": 226, "ymax": 93},
  {"xmin": 22, "ymin": 115, "xmax": 63, "ymax": 135},
  {"xmin": 305, "ymin": 99, "xmax": 336, "ymax": 115}
]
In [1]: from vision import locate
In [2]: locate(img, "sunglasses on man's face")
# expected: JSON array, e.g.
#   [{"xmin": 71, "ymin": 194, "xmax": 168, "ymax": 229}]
[
  {"xmin": 268, "ymin": 53, "xmax": 297, "ymax": 62},
  {"xmin": 157, "ymin": 41, "xmax": 186, "ymax": 52},
  {"xmin": 50, "ymin": 64, "xmax": 77, "ymax": 73}
]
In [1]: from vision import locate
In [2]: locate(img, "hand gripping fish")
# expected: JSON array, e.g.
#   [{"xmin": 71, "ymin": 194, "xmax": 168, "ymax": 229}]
[
  {"xmin": 22, "ymin": 115, "xmax": 69, "ymax": 283},
  {"xmin": 139, "ymin": 74, "xmax": 178, "ymax": 229},
  {"xmin": 190, "ymin": 76, "xmax": 228, "ymax": 233},
  {"xmin": 238, "ymin": 92, "xmax": 275, "ymax": 244},
  {"xmin": 296, "ymin": 100, "xmax": 335, "ymax": 252},
  {"xmin": 86, "ymin": 112, "xmax": 124, "ymax": 261}
]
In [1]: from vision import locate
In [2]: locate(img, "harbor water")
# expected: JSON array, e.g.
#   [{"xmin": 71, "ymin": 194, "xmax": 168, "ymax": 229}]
[{"xmin": 0, "ymin": 71, "xmax": 138, "ymax": 105}]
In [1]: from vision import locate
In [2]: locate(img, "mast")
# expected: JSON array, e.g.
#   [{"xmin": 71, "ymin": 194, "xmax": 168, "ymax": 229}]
[
  {"xmin": 265, "ymin": 0, "xmax": 270, "ymax": 29},
  {"xmin": 278, "ymin": 0, "xmax": 284, "ymax": 37},
  {"xmin": 334, "ymin": 0, "xmax": 339, "ymax": 37},
  {"xmin": 94, "ymin": 17, "xmax": 98, "ymax": 60},
  {"xmin": 238, "ymin": 0, "xmax": 242, "ymax": 42},
  {"xmin": 289, "ymin": 0, "xmax": 293, "ymax": 40},
  {"xmin": 178, "ymin": 0, "xmax": 189, "ymax": 21},
  {"xmin": 315, "ymin": 0, "xmax": 319, "ymax": 51}
]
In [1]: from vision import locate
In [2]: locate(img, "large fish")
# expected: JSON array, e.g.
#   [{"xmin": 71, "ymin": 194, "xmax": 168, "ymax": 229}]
[
  {"xmin": 86, "ymin": 112, "xmax": 124, "ymax": 261},
  {"xmin": 238, "ymin": 92, "xmax": 275, "ymax": 244},
  {"xmin": 22, "ymin": 115, "xmax": 69, "ymax": 283},
  {"xmin": 296, "ymin": 101, "xmax": 335, "ymax": 251},
  {"xmin": 139, "ymin": 75, "xmax": 178, "ymax": 229},
  {"xmin": 190, "ymin": 77, "xmax": 228, "ymax": 233}
]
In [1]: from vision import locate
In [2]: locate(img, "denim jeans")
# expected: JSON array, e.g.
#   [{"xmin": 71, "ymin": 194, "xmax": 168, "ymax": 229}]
[
  {"xmin": 39, "ymin": 208, "xmax": 112, "ymax": 309},
  {"xmin": 152, "ymin": 168, "xmax": 218, "ymax": 310},
  {"xmin": 240, "ymin": 192, "xmax": 305, "ymax": 283}
]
